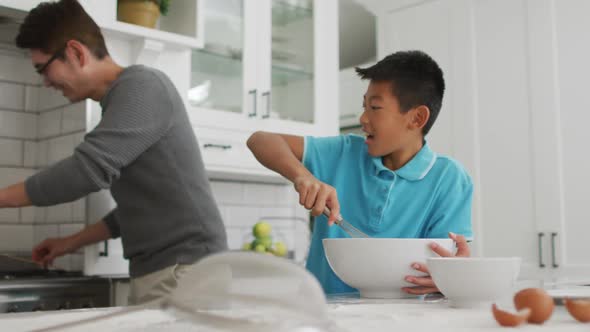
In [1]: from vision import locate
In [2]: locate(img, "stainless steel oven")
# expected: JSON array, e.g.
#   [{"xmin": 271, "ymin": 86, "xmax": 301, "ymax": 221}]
[{"xmin": 0, "ymin": 254, "xmax": 111, "ymax": 313}]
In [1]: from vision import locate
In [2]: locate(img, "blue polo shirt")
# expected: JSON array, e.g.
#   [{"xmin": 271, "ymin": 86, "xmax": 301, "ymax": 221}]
[{"xmin": 303, "ymin": 134, "xmax": 473, "ymax": 294}]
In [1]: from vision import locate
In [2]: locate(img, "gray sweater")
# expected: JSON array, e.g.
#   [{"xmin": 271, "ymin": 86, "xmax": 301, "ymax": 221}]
[{"xmin": 25, "ymin": 65, "xmax": 227, "ymax": 277}]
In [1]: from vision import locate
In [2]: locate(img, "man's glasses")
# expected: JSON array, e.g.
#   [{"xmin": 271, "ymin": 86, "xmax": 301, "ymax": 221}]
[{"xmin": 35, "ymin": 45, "xmax": 67, "ymax": 75}]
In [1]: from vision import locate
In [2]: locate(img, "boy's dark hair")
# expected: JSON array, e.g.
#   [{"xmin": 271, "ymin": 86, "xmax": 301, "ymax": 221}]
[
  {"xmin": 15, "ymin": 0, "xmax": 109, "ymax": 59},
  {"xmin": 356, "ymin": 50, "xmax": 445, "ymax": 135}
]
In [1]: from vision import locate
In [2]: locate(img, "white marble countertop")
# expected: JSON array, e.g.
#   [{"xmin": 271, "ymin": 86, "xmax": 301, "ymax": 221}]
[{"xmin": 0, "ymin": 297, "xmax": 587, "ymax": 332}]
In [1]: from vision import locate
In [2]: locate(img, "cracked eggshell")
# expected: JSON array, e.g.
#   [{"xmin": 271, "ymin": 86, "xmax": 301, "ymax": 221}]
[{"xmin": 513, "ymin": 288, "xmax": 554, "ymax": 324}]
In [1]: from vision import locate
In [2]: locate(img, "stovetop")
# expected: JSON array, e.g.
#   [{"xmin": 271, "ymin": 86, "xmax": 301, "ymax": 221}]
[
  {"xmin": 0, "ymin": 269, "xmax": 84, "ymax": 280},
  {"xmin": 0, "ymin": 253, "xmax": 84, "ymax": 280}
]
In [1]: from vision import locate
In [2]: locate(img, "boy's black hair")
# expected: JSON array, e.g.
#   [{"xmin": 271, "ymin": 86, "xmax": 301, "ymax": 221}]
[{"xmin": 356, "ymin": 50, "xmax": 445, "ymax": 135}]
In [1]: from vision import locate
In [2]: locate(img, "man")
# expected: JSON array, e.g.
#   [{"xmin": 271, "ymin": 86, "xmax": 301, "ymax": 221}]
[{"xmin": 0, "ymin": 0, "xmax": 227, "ymax": 304}]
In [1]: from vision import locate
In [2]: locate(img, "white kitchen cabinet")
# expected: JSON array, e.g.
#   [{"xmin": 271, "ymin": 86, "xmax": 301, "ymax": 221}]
[
  {"xmin": 360, "ymin": 0, "xmax": 590, "ymax": 282},
  {"xmin": 187, "ymin": 0, "xmax": 339, "ymax": 138},
  {"xmin": 339, "ymin": 65, "xmax": 370, "ymax": 129}
]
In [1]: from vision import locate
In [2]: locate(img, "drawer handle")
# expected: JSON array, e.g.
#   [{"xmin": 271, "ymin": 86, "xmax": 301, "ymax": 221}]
[
  {"xmin": 248, "ymin": 89, "xmax": 257, "ymax": 118},
  {"xmin": 99, "ymin": 240, "xmax": 108, "ymax": 257},
  {"xmin": 203, "ymin": 143, "xmax": 232, "ymax": 150},
  {"xmin": 262, "ymin": 91, "xmax": 271, "ymax": 119},
  {"xmin": 551, "ymin": 232, "xmax": 558, "ymax": 268},
  {"xmin": 538, "ymin": 232, "xmax": 545, "ymax": 268}
]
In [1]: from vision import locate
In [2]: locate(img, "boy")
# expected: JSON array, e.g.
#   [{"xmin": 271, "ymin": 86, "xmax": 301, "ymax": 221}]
[{"xmin": 247, "ymin": 50, "xmax": 472, "ymax": 295}]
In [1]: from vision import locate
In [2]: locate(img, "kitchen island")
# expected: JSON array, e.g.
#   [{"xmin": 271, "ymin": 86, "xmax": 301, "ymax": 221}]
[{"xmin": 0, "ymin": 296, "xmax": 587, "ymax": 332}]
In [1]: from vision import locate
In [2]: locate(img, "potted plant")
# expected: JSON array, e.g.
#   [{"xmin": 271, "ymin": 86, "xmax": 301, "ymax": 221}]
[{"xmin": 117, "ymin": 0, "xmax": 170, "ymax": 29}]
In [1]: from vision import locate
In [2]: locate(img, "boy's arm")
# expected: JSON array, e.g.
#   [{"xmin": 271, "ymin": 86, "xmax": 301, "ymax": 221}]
[
  {"xmin": 0, "ymin": 182, "xmax": 32, "ymax": 208},
  {"xmin": 247, "ymin": 131, "xmax": 308, "ymax": 181},
  {"xmin": 247, "ymin": 131, "xmax": 340, "ymax": 222}
]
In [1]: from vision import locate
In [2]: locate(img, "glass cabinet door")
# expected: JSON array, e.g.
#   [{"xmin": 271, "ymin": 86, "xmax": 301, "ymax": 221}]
[
  {"xmin": 269, "ymin": 0, "xmax": 314, "ymax": 123},
  {"xmin": 188, "ymin": 0, "xmax": 244, "ymax": 114}
]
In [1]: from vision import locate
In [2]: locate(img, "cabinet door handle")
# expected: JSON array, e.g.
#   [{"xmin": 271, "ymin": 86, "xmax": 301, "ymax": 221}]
[
  {"xmin": 538, "ymin": 232, "xmax": 545, "ymax": 268},
  {"xmin": 261, "ymin": 91, "xmax": 271, "ymax": 119},
  {"xmin": 99, "ymin": 240, "xmax": 109, "ymax": 257},
  {"xmin": 203, "ymin": 143, "xmax": 232, "ymax": 150},
  {"xmin": 248, "ymin": 89, "xmax": 257, "ymax": 117},
  {"xmin": 551, "ymin": 232, "xmax": 559, "ymax": 268}
]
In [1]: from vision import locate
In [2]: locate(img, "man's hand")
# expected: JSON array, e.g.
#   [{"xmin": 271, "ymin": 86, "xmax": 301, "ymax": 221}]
[
  {"xmin": 402, "ymin": 232, "xmax": 470, "ymax": 295},
  {"xmin": 293, "ymin": 175, "xmax": 340, "ymax": 224},
  {"xmin": 32, "ymin": 237, "xmax": 78, "ymax": 268}
]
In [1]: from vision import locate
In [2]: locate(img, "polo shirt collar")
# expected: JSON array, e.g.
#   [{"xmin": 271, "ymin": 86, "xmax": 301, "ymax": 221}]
[{"xmin": 371, "ymin": 142, "xmax": 437, "ymax": 181}]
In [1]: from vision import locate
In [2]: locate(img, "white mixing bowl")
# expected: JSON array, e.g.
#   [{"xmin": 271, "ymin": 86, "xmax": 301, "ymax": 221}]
[{"xmin": 427, "ymin": 257, "xmax": 521, "ymax": 308}]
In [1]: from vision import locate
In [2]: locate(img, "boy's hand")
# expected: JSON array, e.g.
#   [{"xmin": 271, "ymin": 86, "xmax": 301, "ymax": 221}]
[
  {"xmin": 293, "ymin": 175, "xmax": 340, "ymax": 224},
  {"xmin": 401, "ymin": 232, "xmax": 470, "ymax": 295}
]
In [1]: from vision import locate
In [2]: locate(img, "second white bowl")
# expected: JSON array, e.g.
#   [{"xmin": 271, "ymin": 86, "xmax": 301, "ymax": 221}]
[{"xmin": 427, "ymin": 257, "xmax": 521, "ymax": 308}]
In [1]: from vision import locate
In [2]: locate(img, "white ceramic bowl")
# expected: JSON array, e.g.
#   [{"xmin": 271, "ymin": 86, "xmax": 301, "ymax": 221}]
[
  {"xmin": 427, "ymin": 257, "xmax": 521, "ymax": 308},
  {"xmin": 323, "ymin": 238, "xmax": 453, "ymax": 298}
]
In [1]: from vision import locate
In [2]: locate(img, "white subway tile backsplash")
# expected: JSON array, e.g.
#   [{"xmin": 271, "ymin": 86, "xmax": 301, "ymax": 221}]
[
  {"xmin": 70, "ymin": 253, "xmax": 84, "ymax": 271},
  {"xmin": 20, "ymin": 206, "xmax": 36, "ymax": 224},
  {"xmin": 284, "ymin": 185, "xmax": 299, "ymax": 203},
  {"xmin": 24, "ymin": 85, "xmax": 40, "ymax": 112},
  {"xmin": 225, "ymin": 228, "xmax": 245, "ymax": 250},
  {"xmin": 272, "ymin": 227, "xmax": 296, "ymax": 250},
  {"xmin": 59, "ymin": 223, "xmax": 84, "ymax": 238},
  {"xmin": 46, "ymin": 203, "xmax": 73, "ymax": 223},
  {"xmin": 0, "ymin": 208, "xmax": 19, "ymax": 223},
  {"xmin": 34, "ymin": 224, "xmax": 59, "ymax": 244},
  {"xmin": 0, "ymin": 81, "xmax": 25, "ymax": 110},
  {"xmin": 23, "ymin": 141, "xmax": 37, "ymax": 167},
  {"xmin": 0, "ymin": 139, "xmax": 23, "ymax": 166},
  {"xmin": 53, "ymin": 256, "xmax": 71, "ymax": 270},
  {"xmin": 258, "ymin": 207, "xmax": 294, "ymax": 221},
  {"xmin": 61, "ymin": 103, "xmax": 86, "ymax": 133},
  {"xmin": 224, "ymin": 206, "xmax": 260, "ymax": 228},
  {"xmin": 38, "ymin": 109, "xmax": 62, "ymax": 139},
  {"xmin": 210, "ymin": 181, "xmax": 243, "ymax": 204},
  {"xmin": 0, "ymin": 168, "xmax": 35, "ymax": 186},
  {"xmin": 47, "ymin": 135, "xmax": 74, "ymax": 164},
  {"xmin": 243, "ymin": 183, "xmax": 284, "ymax": 206},
  {"xmin": 37, "ymin": 87, "xmax": 69, "ymax": 111},
  {"xmin": 34, "ymin": 207, "xmax": 47, "ymax": 224},
  {"xmin": 36, "ymin": 140, "xmax": 49, "ymax": 168},
  {"xmin": 0, "ymin": 111, "xmax": 37, "ymax": 139},
  {"xmin": 294, "ymin": 205, "xmax": 310, "ymax": 220},
  {"xmin": 0, "ymin": 225, "xmax": 34, "ymax": 251},
  {"xmin": 0, "ymin": 53, "xmax": 38, "ymax": 85},
  {"xmin": 72, "ymin": 198, "xmax": 86, "ymax": 222}
]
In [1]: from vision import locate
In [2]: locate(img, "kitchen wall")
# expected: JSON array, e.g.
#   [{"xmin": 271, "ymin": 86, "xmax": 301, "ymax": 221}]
[{"xmin": 0, "ymin": 45, "xmax": 310, "ymax": 269}]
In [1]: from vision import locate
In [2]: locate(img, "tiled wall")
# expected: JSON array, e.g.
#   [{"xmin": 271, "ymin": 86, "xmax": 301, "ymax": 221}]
[
  {"xmin": 210, "ymin": 180, "xmax": 311, "ymax": 263},
  {"xmin": 0, "ymin": 47, "xmax": 86, "ymax": 270}
]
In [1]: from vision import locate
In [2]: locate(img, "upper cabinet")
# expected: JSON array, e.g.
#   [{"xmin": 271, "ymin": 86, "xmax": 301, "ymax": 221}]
[{"xmin": 187, "ymin": 0, "xmax": 338, "ymax": 137}]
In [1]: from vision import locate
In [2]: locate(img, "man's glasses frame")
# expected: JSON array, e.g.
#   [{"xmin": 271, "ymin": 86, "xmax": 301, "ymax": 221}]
[{"xmin": 36, "ymin": 45, "xmax": 67, "ymax": 75}]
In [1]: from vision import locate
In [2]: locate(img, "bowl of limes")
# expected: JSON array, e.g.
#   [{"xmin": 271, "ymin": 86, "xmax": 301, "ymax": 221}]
[{"xmin": 242, "ymin": 221, "xmax": 290, "ymax": 258}]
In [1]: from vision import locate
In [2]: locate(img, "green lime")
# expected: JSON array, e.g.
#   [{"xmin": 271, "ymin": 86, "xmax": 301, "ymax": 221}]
[
  {"xmin": 273, "ymin": 241, "xmax": 288, "ymax": 257},
  {"xmin": 253, "ymin": 221, "xmax": 272, "ymax": 238},
  {"xmin": 254, "ymin": 244, "xmax": 266, "ymax": 253},
  {"xmin": 242, "ymin": 242, "xmax": 252, "ymax": 251}
]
